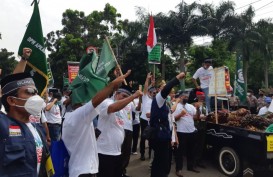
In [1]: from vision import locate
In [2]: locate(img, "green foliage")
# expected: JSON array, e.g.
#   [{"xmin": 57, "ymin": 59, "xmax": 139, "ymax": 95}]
[
  {"xmin": 45, "ymin": 4, "xmax": 123, "ymax": 88},
  {"xmin": 0, "ymin": 49, "xmax": 17, "ymax": 78},
  {"xmin": 41, "ymin": 1, "xmax": 273, "ymax": 91}
]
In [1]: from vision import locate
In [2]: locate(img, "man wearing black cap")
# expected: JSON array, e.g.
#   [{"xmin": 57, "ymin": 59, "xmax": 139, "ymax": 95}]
[
  {"xmin": 96, "ymin": 85, "xmax": 142, "ymax": 177},
  {"xmin": 0, "ymin": 72, "xmax": 49, "ymax": 177},
  {"xmin": 192, "ymin": 58, "xmax": 213, "ymax": 113}
]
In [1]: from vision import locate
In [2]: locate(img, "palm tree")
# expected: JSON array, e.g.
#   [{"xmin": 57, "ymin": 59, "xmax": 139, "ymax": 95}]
[
  {"xmin": 225, "ymin": 6, "xmax": 258, "ymax": 87},
  {"xmin": 165, "ymin": 2, "xmax": 208, "ymax": 89},
  {"xmin": 254, "ymin": 19, "xmax": 273, "ymax": 89},
  {"xmin": 199, "ymin": 1, "xmax": 235, "ymax": 39}
]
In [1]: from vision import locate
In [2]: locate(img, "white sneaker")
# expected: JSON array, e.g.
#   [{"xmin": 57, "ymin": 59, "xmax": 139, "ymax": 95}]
[{"xmin": 132, "ymin": 152, "xmax": 138, "ymax": 155}]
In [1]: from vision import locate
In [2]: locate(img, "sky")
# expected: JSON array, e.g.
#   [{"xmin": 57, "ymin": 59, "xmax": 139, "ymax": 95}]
[{"xmin": 1, "ymin": 0, "xmax": 273, "ymax": 57}]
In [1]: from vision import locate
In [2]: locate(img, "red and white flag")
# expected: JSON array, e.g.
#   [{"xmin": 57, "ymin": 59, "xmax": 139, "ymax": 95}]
[{"xmin": 146, "ymin": 15, "xmax": 157, "ymax": 53}]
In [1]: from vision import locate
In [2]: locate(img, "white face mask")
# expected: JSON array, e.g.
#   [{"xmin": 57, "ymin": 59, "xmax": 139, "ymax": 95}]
[{"xmin": 12, "ymin": 95, "xmax": 46, "ymax": 116}]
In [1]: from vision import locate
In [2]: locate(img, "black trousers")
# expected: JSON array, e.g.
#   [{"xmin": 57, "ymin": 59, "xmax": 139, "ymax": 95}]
[
  {"xmin": 175, "ymin": 132, "xmax": 197, "ymax": 171},
  {"xmin": 140, "ymin": 119, "xmax": 149, "ymax": 155},
  {"xmin": 121, "ymin": 130, "xmax": 133, "ymax": 175},
  {"xmin": 98, "ymin": 153, "xmax": 122, "ymax": 177},
  {"xmin": 132, "ymin": 124, "xmax": 140, "ymax": 153},
  {"xmin": 150, "ymin": 140, "xmax": 171, "ymax": 177},
  {"xmin": 79, "ymin": 174, "xmax": 96, "ymax": 177},
  {"xmin": 194, "ymin": 127, "xmax": 206, "ymax": 165}
]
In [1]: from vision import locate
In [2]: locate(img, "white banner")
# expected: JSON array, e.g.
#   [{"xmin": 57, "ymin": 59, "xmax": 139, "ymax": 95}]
[{"xmin": 209, "ymin": 67, "xmax": 227, "ymax": 96}]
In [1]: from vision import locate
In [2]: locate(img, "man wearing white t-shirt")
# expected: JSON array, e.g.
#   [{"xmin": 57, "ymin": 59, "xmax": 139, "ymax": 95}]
[
  {"xmin": 45, "ymin": 92, "xmax": 62, "ymax": 141},
  {"xmin": 97, "ymin": 86, "xmax": 142, "ymax": 177},
  {"xmin": 121, "ymin": 90, "xmax": 141, "ymax": 177},
  {"xmin": 62, "ymin": 71, "xmax": 131, "ymax": 177},
  {"xmin": 139, "ymin": 72, "xmax": 156, "ymax": 160},
  {"xmin": 192, "ymin": 58, "xmax": 213, "ymax": 113},
  {"xmin": 173, "ymin": 91, "xmax": 199, "ymax": 176},
  {"xmin": 258, "ymin": 97, "xmax": 272, "ymax": 116}
]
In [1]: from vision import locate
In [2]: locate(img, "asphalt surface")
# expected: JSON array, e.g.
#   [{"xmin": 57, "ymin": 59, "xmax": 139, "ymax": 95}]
[{"xmin": 127, "ymin": 149, "xmax": 227, "ymax": 177}]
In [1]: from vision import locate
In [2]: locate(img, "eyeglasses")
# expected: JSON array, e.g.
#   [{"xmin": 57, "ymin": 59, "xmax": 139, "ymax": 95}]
[
  {"xmin": 23, "ymin": 88, "xmax": 38, "ymax": 95},
  {"xmin": 150, "ymin": 91, "xmax": 157, "ymax": 95}
]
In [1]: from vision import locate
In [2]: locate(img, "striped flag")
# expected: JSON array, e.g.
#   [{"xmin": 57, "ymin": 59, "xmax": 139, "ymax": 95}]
[{"xmin": 146, "ymin": 15, "xmax": 157, "ymax": 53}]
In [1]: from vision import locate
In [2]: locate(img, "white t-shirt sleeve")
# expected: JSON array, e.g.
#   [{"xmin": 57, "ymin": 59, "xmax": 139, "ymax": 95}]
[
  {"xmin": 258, "ymin": 107, "xmax": 267, "ymax": 115},
  {"xmin": 190, "ymin": 105, "xmax": 197, "ymax": 116},
  {"xmin": 172, "ymin": 104, "xmax": 181, "ymax": 118},
  {"xmin": 156, "ymin": 92, "xmax": 165, "ymax": 108},
  {"xmin": 40, "ymin": 111, "xmax": 47, "ymax": 123},
  {"xmin": 64, "ymin": 101, "xmax": 98, "ymax": 125},
  {"xmin": 98, "ymin": 99, "xmax": 113, "ymax": 119},
  {"xmin": 192, "ymin": 68, "xmax": 201, "ymax": 79}
]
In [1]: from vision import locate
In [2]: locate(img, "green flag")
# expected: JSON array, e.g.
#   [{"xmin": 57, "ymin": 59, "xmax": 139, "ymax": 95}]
[
  {"xmin": 148, "ymin": 44, "xmax": 161, "ymax": 64},
  {"xmin": 234, "ymin": 55, "xmax": 247, "ymax": 105},
  {"xmin": 70, "ymin": 53, "xmax": 108, "ymax": 105},
  {"xmin": 18, "ymin": 0, "xmax": 48, "ymax": 96},
  {"xmin": 95, "ymin": 39, "xmax": 116, "ymax": 78},
  {"xmin": 91, "ymin": 51, "xmax": 99, "ymax": 72}
]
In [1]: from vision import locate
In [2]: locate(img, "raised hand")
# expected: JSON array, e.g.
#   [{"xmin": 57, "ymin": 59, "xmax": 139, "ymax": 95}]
[
  {"xmin": 22, "ymin": 48, "xmax": 32, "ymax": 60},
  {"xmin": 176, "ymin": 72, "xmax": 186, "ymax": 80},
  {"xmin": 133, "ymin": 90, "xmax": 143, "ymax": 99},
  {"xmin": 111, "ymin": 70, "xmax": 131, "ymax": 90}
]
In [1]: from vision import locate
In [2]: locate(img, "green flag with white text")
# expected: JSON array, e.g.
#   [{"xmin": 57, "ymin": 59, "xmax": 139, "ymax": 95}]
[
  {"xmin": 18, "ymin": 0, "xmax": 48, "ymax": 96},
  {"xmin": 70, "ymin": 53, "xmax": 108, "ymax": 105},
  {"xmin": 234, "ymin": 55, "xmax": 247, "ymax": 105},
  {"xmin": 95, "ymin": 39, "xmax": 116, "ymax": 78}
]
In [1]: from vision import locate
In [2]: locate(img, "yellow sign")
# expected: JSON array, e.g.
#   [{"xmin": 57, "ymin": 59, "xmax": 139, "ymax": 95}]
[{"xmin": 266, "ymin": 135, "xmax": 273, "ymax": 152}]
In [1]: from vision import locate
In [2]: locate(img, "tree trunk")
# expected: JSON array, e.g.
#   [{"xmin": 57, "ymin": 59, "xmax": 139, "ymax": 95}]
[
  {"xmin": 179, "ymin": 47, "xmax": 185, "ymax": 91},
  {"xmin": 264, "ymin": 59, "xmax": 269, "ymax": 89}
]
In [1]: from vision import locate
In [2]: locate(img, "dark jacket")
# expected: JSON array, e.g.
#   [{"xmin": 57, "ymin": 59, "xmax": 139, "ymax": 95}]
[
  {"xmin": 150, "ymin": 97, "xmax": 171, "ymax": 142},
  {"xmin": 0, "ymin": 112, "xmax": 48, "ymax": 177}
]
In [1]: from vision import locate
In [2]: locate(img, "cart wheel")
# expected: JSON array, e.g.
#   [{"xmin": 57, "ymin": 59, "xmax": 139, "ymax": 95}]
[{"xmin": 219, "ymin": 147, "xmax": 241, "ymax": 177}]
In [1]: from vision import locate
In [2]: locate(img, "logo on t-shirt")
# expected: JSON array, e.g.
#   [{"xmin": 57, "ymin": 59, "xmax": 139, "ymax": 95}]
[{"xmin": 115, "ymin": 112, "xmax": 124, "ymax": 127}]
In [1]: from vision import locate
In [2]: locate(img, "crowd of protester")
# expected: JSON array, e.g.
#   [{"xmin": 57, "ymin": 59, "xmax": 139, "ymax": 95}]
[{"xmin": 1, "ymin": 48, "xmax": 273, "ymax": 177}]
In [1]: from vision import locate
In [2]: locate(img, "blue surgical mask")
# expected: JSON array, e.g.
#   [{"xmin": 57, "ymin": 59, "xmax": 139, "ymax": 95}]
[{"xmin": 167, "ymin": 96, "xmax": 171, "ymax": 102}]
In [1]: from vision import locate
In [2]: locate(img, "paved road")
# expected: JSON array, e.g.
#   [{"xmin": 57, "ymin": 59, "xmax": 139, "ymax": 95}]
[{"xmin": 127, "ymin": 150, "xmax": 227, "ymax": 177}]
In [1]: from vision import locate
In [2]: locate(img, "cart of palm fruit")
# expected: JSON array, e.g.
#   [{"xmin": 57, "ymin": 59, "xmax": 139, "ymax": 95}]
[{"xmin": 205, "ymin": 108, "xmax": 273, "ymax": 177}]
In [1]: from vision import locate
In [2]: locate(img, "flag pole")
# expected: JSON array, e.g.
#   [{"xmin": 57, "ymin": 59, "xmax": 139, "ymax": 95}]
[
  {"xmin": 105, "ymin": 36, "xmax": 127, "ymax": 85},
  {"xmin": 153, "ymin": 64, "xmax": 155, "ymax": 81}
]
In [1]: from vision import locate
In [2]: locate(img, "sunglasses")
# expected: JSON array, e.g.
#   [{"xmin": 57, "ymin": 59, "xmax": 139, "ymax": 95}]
[
  {"xmin": 119, "ymin": 93, "xmax": 129, "ymax": 98},
  {"xmin": 23, "ymin": 87, "xmax": 38, "ymax": 95}
]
